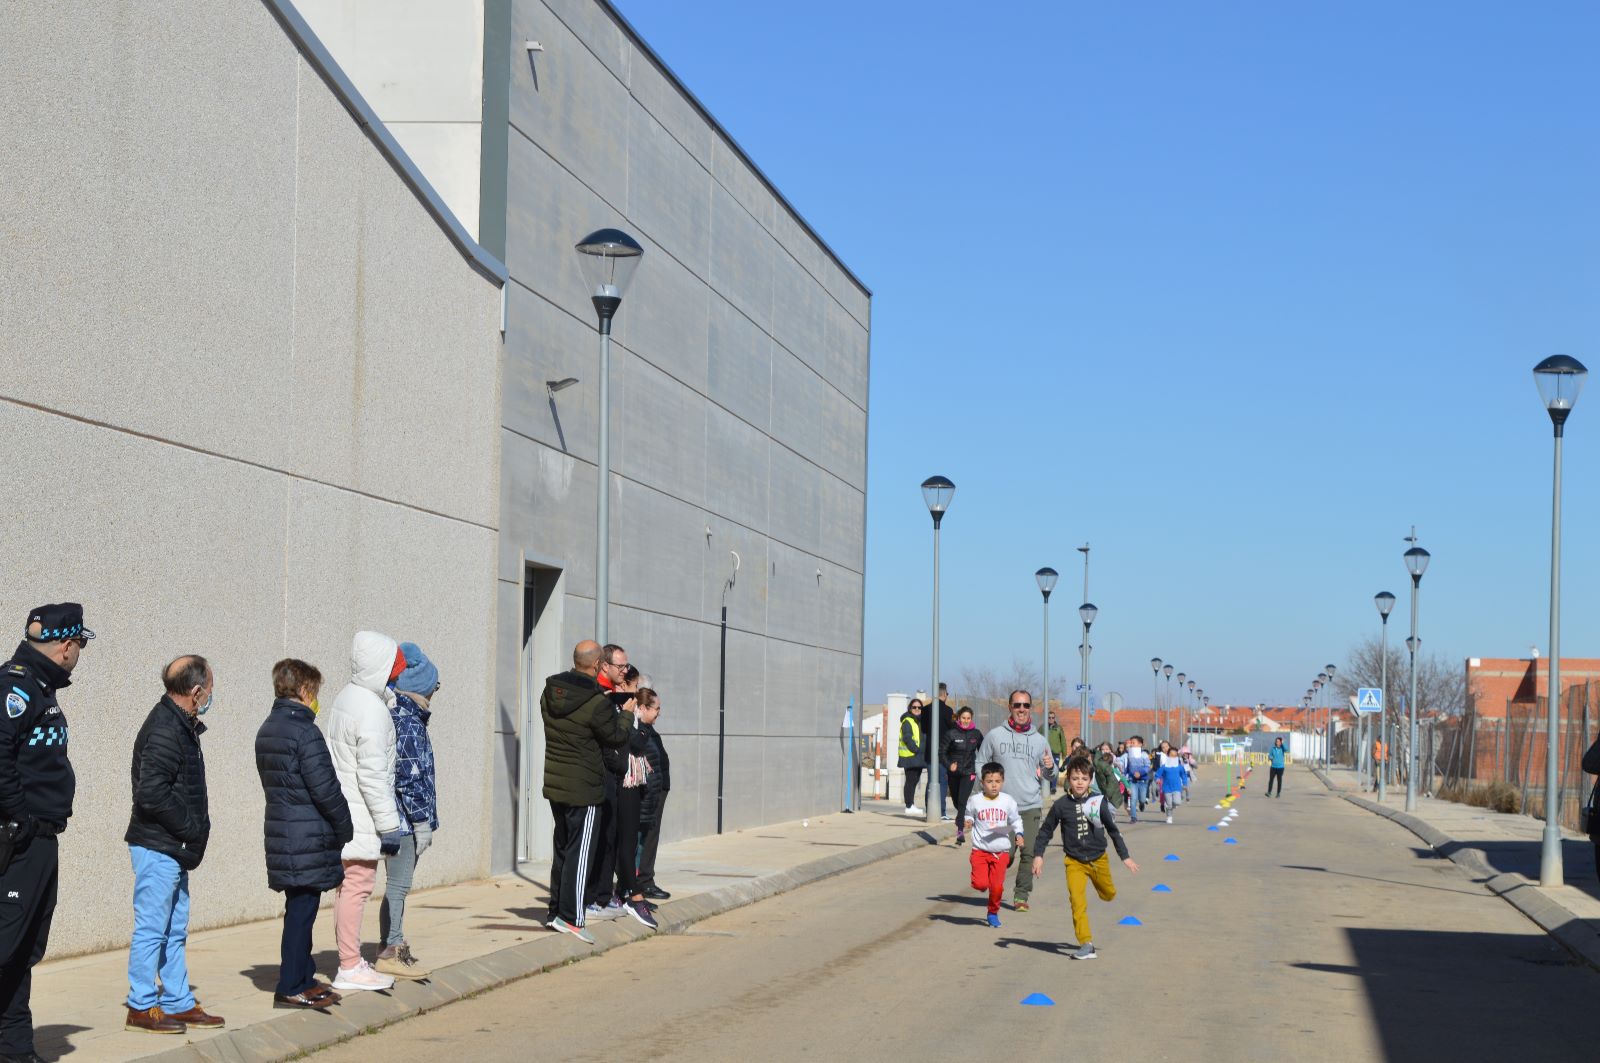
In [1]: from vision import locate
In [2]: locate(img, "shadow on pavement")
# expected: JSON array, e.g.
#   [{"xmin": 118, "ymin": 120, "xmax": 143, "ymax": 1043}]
[
  {"xmin": 34, "ymin": 1024, "xmax": 90, "ymax": 1057},
  {"xmin": 239, "ymin": 952, "xmax": 340, "ymax": 992},
  {"xmin": 1280, "ymin": 864, "xmax": 1487, "ymax": 896},
  {"xmin": 992, "ymin": 937, "xmax": 1075, "ymax": 957},
  {"xmin": 1435, "ymin": 838, "xmax": 1600, "ymax": 899},
  {"xmin": 1315, "ymin": 928, "xmax": 1597, "ymax": 1060},
  {"xmin": 925, "ymin": 893, "xmax": 986, "ymax": 906},
  {"xmin": 927, "ymin": 912, "xmax": 987, "ymax": 927}
]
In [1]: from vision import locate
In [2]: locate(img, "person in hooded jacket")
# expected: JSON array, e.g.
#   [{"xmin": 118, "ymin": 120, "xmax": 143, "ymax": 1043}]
[
  {"xmin": 255, "ymin": 659, "xmax": 352, "ymax": 1010},
  {"xmin": 942, "ymin": 706, "xmax": 983, "ymax": 845},
  {"xmin": 376, "ymin": 642, "xmax": 439, "ymax": 981},
  {"xmin": 323, "ymin": 632, "xmax": 406, "ymax": 993},
  {"xmin": 122, "ymin": 655, "xmax": 224, "ymax": 1035},
  {"xmin": 540, "ymin": 640, "xmax": 635, "ymax": 945}
]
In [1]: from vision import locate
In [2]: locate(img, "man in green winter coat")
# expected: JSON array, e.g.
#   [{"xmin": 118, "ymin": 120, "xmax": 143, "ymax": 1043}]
[{"xmin": 541, "ymin": 640, "xmax": 634, "ymax": 943}]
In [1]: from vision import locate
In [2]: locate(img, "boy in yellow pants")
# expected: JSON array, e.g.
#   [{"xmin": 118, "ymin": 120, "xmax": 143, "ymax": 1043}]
[{"xmin": 1032, "ymin": 754, "xmax": 1139, "ymax": 960}]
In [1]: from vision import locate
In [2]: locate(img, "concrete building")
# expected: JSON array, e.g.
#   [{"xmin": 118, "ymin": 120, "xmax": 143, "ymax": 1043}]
[
  {"xmin": 1, "ymin": 1, "xmax": 504, "ymax": 953},
  {"xmin": 3, "ymin": 0, "xmax": 867, "ymax": 952},
  {"xmin": 295, "ymin": 0, "xmax": 872, "ymax": 870}
]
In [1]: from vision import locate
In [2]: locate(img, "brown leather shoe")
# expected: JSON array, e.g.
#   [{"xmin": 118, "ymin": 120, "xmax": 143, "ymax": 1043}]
[
  {"xmin": 165, "ymin": 1004, "xmax": 225, "ymax": 1028},
  {"xmin": 273, "ymin": 990, "xmax": 334, "ymax": 1010},
  {"xmin": 125, "ymin": 1006, "xmax": 185, "ymax": 1034}
]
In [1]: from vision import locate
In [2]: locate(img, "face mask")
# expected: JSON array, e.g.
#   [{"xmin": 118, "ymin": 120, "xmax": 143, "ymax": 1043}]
[{"xmin": 197, "ymin": 691, "xmax": 213, "ymax": 716}]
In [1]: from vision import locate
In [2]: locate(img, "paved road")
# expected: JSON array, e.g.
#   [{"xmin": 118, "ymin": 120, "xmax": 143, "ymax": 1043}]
[{"xmin": 310, "ymin": 771, "xmax": 1596, "ymax": 1062}]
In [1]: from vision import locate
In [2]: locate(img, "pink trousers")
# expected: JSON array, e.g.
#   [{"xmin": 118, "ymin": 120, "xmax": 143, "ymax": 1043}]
[{"xmin": 334, "ymin": 860, "xmax": 378, "ymax": 970}]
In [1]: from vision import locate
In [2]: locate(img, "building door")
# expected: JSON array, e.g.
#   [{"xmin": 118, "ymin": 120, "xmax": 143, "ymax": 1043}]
[{"xmin": 519, "ymin": 563, "xmax": 563, "ymax": 863}]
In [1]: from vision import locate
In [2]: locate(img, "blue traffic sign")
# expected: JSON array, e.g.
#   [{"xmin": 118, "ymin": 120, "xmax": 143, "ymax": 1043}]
[{"xmin": 1356, "ymin": 688, "xmax": 1383, "ymax": 714}]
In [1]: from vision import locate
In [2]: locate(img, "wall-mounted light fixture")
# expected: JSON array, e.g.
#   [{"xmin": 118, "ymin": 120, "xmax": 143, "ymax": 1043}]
[{"xmin": 546, "ymin": 377, "xmax": 579, "ymax": 394}]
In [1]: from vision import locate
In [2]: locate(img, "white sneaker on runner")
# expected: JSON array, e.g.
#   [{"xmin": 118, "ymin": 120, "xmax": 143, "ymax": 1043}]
[{"xmin": 904, "ymin": 806, "xmax": 925, "ymax": 817}]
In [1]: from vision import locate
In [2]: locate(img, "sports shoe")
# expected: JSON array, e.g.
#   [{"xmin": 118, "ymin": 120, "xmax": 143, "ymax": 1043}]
[
  {"xmin": 1013, "ymin": 900, "xmax": 1030, "ymax": 912},
  {"xmin": 625, "ymin": 899, "xmax": 659, "ymax": 930},
  {"xmin": 954, "ymin": 831, "xmax": 965, "ymax": 846},
  {"xmin": 941, "ymin": 813, "xmax": 954, "ymax": 822},
  {"xmin": 904, "ymin": 805, "xmax": 925, "ymax": 817},
  {"xmin": 1071, "ymin": 942, "xmax": 1097, "ymax": 960},
  {"xmin": 586, "ymin": 902, "xmax": 620, "ymax": 922},
  {"xmin": 549, "ymin": 916, "xmax": 595, "ymax": 944},
  {"xmin": 986, "ymin": 912, "xmax": 1001, "ymax": 929},
  {"xmin": 331, "ymin": 961, "xmax": 395, "ymax": 992},
  {"xmin": 376, "ymin": 943, "xmax": 430, "ymax": 980},
  {"xmin": 1166, "ymin": 815, "xmax": 1173, "ymax": 824},
  {"xmin": 642, "ymin": 885, "xmax": 671, "ymax": 900}
]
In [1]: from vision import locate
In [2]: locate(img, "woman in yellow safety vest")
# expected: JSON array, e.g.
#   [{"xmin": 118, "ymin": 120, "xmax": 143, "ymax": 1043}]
[{"xmin": 897, "ymin": 699, "xmax": 927, "ymax": 816}]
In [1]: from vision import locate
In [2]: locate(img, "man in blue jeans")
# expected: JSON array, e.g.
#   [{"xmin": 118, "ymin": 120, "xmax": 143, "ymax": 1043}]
[{"xmin": 123, "ymin": 656, "xmax": 225, "ymax": 1035}]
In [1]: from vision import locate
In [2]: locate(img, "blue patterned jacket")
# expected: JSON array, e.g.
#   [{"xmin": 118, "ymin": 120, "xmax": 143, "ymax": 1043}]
[{"xmin": 391, "ymin": 693, "xmax": 439, "ymax": 832}]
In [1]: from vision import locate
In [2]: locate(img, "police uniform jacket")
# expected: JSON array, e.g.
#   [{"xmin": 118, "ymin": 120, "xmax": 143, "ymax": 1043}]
[
  {"xmin": 1, "ymin": 641, "xmax": 76, "ymax": 829},
  {"xmin": 124, "ymin": 695, "xmax": 211, "ymax": 870}
]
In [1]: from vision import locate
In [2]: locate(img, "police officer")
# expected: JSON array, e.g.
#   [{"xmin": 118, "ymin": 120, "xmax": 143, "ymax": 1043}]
[{"xmin": 0, "ymin": 604, "xmax": 88, "ymax": 1063}]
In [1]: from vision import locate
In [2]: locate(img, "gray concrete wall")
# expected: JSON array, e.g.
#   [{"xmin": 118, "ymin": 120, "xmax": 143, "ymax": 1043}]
[
  {"xmin": 0, "ymin": 1, "xmax": 503, "ymax": 955},
  {"xmin": 494, "ymin": 0, "xmax": 871, "ymax": 867}
]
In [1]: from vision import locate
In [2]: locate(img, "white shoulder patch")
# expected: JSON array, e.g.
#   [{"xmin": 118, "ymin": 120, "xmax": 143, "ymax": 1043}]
[{"xmin": 5, "ymin": 693, "xmax": 25, "ymax": 719}]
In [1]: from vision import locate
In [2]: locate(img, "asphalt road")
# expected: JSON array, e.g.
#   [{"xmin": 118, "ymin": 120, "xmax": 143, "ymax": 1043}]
[{"xmin": 309, "ymin": 770, "xmax": 1596, "ymax": 1062}]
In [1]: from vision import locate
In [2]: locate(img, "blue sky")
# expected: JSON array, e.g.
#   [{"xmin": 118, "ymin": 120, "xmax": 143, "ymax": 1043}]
[{"xmin": 618, "ymin": 0, "xmax": 1600, "ymax": 709}]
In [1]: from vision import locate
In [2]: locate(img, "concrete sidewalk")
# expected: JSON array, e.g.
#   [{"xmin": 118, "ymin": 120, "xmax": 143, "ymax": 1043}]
[
  {"xmin": 33, "ymin": 803, "xmax": 951, "ymax": 1063},
  {"xmin": 1311, "ymin": 763, "xmax": 1600, "ymax": 969}
]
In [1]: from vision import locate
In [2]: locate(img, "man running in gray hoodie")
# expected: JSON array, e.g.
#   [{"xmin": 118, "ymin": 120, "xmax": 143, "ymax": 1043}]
[{"xmin": 976, "ymin": 691, "xmax": 1055, "ymax": 911}]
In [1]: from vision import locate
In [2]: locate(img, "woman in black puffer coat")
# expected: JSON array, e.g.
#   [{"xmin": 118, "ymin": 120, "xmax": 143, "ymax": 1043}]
[
  {"xmin": 255, "ymin": 659, "xmax": 352, "ymax": 1007},
  {"xmin": 942, "ymin": 706, "xmax": 984, "ymax": 846}
]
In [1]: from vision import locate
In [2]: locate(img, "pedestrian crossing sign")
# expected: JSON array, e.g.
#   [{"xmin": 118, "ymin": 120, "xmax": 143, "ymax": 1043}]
[{"xmin": 1356, "ymin": 688, "xmax": 1383, "ymax": 714}]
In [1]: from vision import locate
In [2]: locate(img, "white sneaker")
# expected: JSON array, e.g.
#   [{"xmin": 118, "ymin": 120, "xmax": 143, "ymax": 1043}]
[
  {"xmin": 941, "ymin": 813, "xmax": 955, "ymax": 822},
  {"xmin": 1166, "ymin": 815, "xmax": 1173, "ymax": 824},
  {"xmin": 904, "ymin": 805, "xmax": 925, "ymax": 817},
  {"xmin": 331, "ymin": 960, "xmax": 395, "ymax": 992}
]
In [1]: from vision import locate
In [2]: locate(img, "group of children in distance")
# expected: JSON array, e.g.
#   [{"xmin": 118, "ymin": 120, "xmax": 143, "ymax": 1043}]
[{"xmin": 963, "ymin": 736, "xmax": 1192, "ymax": 960}]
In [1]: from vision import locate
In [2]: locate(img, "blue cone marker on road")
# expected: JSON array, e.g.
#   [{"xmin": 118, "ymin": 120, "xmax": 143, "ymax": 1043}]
[
  {"xmin": 1021, "ymin": 993, "xmax": 1055, "ymax": 1006},
  {"xmin": 1164, "ymin": 854, "xmax": 1180, "ymax": 861},
  {"xmin": 1152, "ymin": 883, "xmax": 1172, "ymax": 892},
  {"xmin": 1224, "ymin": 837, "xmax": 1239, "ymax": 844},
  {"xmin": 1207, "ymin": 825, "xmax": 1220, "ymax": 831},
  {"xmin": 1119, "ymin": 915, "xmax": 1143, "ymax": 926}
]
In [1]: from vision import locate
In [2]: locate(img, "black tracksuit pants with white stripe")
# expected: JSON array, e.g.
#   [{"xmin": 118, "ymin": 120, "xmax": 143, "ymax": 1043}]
[{"xmin": 549, "ymin": 802, "xmax": 598, "ymax": 926}]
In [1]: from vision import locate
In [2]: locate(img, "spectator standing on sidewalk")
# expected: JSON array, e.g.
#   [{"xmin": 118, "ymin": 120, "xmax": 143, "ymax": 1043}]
[
  {"xmin": 976, "ymin": 691, "xmax": 1054, "ymax": 912},
  {"xmin": 635, "ymin": 689, "xmax": 672, "ymax": 901},
  {"xmin": 324, "ymin": 632, "xmax": 405, "ymax": 993},
  {"xmin": 1046, "ymin": 709, "xmax": 1069, "ymax": 795},
  {"xmin": 932, "ymin": 684, "xmax": 956, "ymax": 819},
  {"xmin": 0, "ymin": 603, "xmax": 91, "ymax": 1063},
  {"xmin": 897, "ymin": 698, "xmax": 927, "ymax": 816},
  {"xmin": 942, "ymin": 706, "xmax": 983, "ymax": 845},
  {"xmin": 376, "ymin": 642, "xmax": 440, "ymax": 980},
  {"xmin": 587, "ymin": 651, "xmax": 639, "ymax": 920},
  {"xmin": 122, "ymin": 655, "xmax": 224, "ymax": 1035},
  {"xmin": 1582, "ymin": 734, "xmax": 1600, "ymax": 881},
  {"xmin": 541, "ymin": 640, "xmax": 635, "ymax": 945},
  {"xmin": 609, "ymin": 688, "xmax": 658, "ymax": 930},
  {"xmin": 255, "ymin": 659, "xmax": 351, "ymax": 1011}
]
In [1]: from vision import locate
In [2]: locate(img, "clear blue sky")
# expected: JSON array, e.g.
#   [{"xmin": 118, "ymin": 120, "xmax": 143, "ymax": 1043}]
[{"xmin": 617, "ymin": 0, "xmax": 1600, "ymax": 710}]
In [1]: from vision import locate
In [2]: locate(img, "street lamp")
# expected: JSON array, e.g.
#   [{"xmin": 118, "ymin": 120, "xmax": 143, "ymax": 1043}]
[
  {"xmin": 921, "ymin": 476, "xmax": 955, "ymax": 825},
  {"xmin": 1163, "ymin": 664, "xmax": 1174, "ymax": 736},
  {"xmin": 1325, "ymin": 664, "xmax": 1338, "ymax": 770},
  {"xmin": 1037, "ymin": 568, "xmax": 1059, "ymax": 740},
  {"xmin": 1079, "ymin": 602, "xmax": 1098, "ymax": 738},
  {"xmin": 1150, "ymin": 658, "xmax": 1163, "ymax": 738},
  {"xmin": 1375, "ymin": 591, "xmax": 1396, "ymax": 800},
  {"xmin": 1403, "ymin": 538, "xmax": 1430, "ymax": 812},
  {"xmin": 575, "ymin": 228, "xmax": 644, "ymax": 644},
  {"xmin": 1534, "ymin": 354, "xmax": 1586, "ymax": 885},
  {"xmin": 1185, "ymin": 679, "xmax": 1196, "ymax": 739}
]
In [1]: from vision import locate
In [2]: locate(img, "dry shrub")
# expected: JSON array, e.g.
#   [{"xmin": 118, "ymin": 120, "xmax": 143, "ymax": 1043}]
[{"xmin": 1484, "ymin": 780, "xmax": 1521, "ymax": 814}]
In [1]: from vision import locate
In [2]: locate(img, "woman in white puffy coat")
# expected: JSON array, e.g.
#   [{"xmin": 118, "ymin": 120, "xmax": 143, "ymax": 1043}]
[{"xmin": 322, "ymin": 631, "xmax": 405, "ymax": 992}]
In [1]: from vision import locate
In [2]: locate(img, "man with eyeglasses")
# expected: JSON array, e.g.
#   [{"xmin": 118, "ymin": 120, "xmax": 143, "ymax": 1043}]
[
  {"xmin": 976, "ymin": 691, "xmax": 1054, "ymax": 912},
  {"xmin": 0, "ymin": 603, "xmax": 91, "ymax": 1063}
]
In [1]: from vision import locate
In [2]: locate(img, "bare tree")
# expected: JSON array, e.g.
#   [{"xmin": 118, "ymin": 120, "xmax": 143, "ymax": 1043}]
[
  {"xmin": 1332, "ymin": 635, "xmax": 1470, "ymax": 739},
  {"xmin": 956, "ymin": 659, "xmax": 1041, "ymax": 704}
]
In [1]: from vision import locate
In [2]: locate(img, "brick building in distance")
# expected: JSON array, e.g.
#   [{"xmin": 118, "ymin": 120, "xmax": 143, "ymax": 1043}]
[{"xmin": 1462, "ymin": 656, "xmax": 1600, "ymax": 782}]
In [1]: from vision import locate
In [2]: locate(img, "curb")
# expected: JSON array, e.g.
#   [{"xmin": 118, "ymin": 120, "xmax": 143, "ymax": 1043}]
[
  {"xmin": 137, "ymin": 821, "xmax": 955, "ymax": 1063},
  {"xmin": 1310, "ymin": 767, "xmax": 1600, "ymax": 972}
]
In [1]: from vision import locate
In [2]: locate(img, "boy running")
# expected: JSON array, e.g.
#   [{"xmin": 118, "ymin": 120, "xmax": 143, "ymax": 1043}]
[
  {"xmin": 1032, "ymin": 755, "xmax": 1138, "ymax": 960},
  {"xmin": 964, "ymin": 762, "xmax": 1025, "ymax": 928},
  {"xmin": 1157, "ymin": 743, "xmax": 1189, "ymax": 824}
]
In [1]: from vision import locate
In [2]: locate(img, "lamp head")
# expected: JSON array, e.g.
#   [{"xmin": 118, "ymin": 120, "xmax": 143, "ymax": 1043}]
[
  {"xmin": 1403, "ymin": 545, "xmax": 1430, "ymax": 581},
  {"xmin": 1079, "ymin": 602, "xmax": 1098, "ymax": 626},
  {"xmin": 1150, "ymin": 657, "xmax": 1162, "ymax": 673},
  {"xmin": 1163, "ymin": 664, "xmax": 1174, "ymax": 678},
  {"xmin": 1375, "ymin": 591, "xmax": 1396, "ymax": 618},
  {"xmin": 1533, "ymin": 354, "xmax": 1587, "ymax": 428},
  {"xmin": 575, "ymin": 228, "xmax": 643, "ymax": 321},
  {"xmin": 1035, "ymin": 567, "xmax": 1059, "ymax": 599},
  {"xmin": 920, "ymin": 476, "xmax": 955, "ymax": 525}
]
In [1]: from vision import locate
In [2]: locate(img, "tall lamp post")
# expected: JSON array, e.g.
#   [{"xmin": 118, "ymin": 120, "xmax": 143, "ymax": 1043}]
[
  {"xmin": 921, "ymin": 476, "xmax": 955, "ymax": 826},
  {"xmin": 1079, "ymin": 602, "xmax": 1098, "ymax": 738},
  {"xmin": 575, "ymin": 228, "xmax": 644, "ymax": 645},
  {"xmin": 1314, "ymin": 675, "xmax": 1326, "ymax": 767},
  {"xmin": 1150, "ymin": 658, "xmax": 1163, "ymax": 738},
  {"xmin": 1325, "ymin": 664, "xmax": 1338, "ymax": 767},
  {"xmin": 1375, "ymin": 591, "xmax": 1396, "ymax": 801},
  {"xmin": 1403, "ymin": 538, "xmax": 1430, "ymax": 812},
  {"xmin": 1534, "ymin": 354, "xmax": 1586, "ymax": 886},
  {"xmin": 1163, "ymin": 665, "xmax": 1174, "ymax": 736},
  {"xmin": 1186, "ymin": 679, "xmax": 1196, "ymax": 740},
  {"xmin": 1037, "ymin": 568, "xmax": 1059, "ymax": 740}
]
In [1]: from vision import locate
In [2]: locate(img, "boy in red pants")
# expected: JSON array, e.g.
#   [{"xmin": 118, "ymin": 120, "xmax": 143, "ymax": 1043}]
[{"xmin": 964, "ymin": 762, "xmax": 1025, "ymax": 928}]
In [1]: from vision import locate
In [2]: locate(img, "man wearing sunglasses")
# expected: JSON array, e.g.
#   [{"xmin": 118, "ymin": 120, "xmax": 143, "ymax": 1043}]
[
  {"xmin": 976, "ymin": 691, "xmax": 1055, "ymax": 912},
  {"xmin": 0, "ymin": 602, "xmax": 91, "ymax": 1063}
]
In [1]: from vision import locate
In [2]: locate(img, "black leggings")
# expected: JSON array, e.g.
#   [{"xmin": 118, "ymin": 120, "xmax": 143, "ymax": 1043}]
[
  {"xmin": 1267, "ymin": 767, "xmax": 1284, "ymax": 796},
  {"xmin": 903, "ymin": 768, "xmax": 924, "ymax": 807},
  {"xmin": 614, "ymin": 787, "xmax": 644, "ymax": 898},
  {"xmin": 949, "ymin": 770, "xmax": 974, "ymax": 826}
]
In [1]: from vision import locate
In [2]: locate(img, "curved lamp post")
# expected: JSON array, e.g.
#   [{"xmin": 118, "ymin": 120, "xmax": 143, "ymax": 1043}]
[
  {"xmin": 1079, "ymin": 602, "xmax": 1098, "ymax": 738},
  {"xmin": 1535, "ymin": 354, "xmax": 1586, "ymax": 885},
  {"xmin": 921, "ymin": 476, "xmax": 955, "ymax": 825},
  {"xmin": 1403, "ymin": 541, "xmax": 1430, "ymax": 811},
  {"xmin": 1374, "ymin": 592, "xmax": 1396, "ymax": 799},
  {"xmin": 1037, "ymin": 568, "xmax": 1059, "ymax": 740},
  {"xmin": 575, "ymin": 228, "xmax": 643, "ymax": 645}
]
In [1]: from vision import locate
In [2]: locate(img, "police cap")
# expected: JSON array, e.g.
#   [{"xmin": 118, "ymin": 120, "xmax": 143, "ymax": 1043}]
[{"xmin": 25, "ymin": 602, "xmax": 95, "ymax": 643}]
